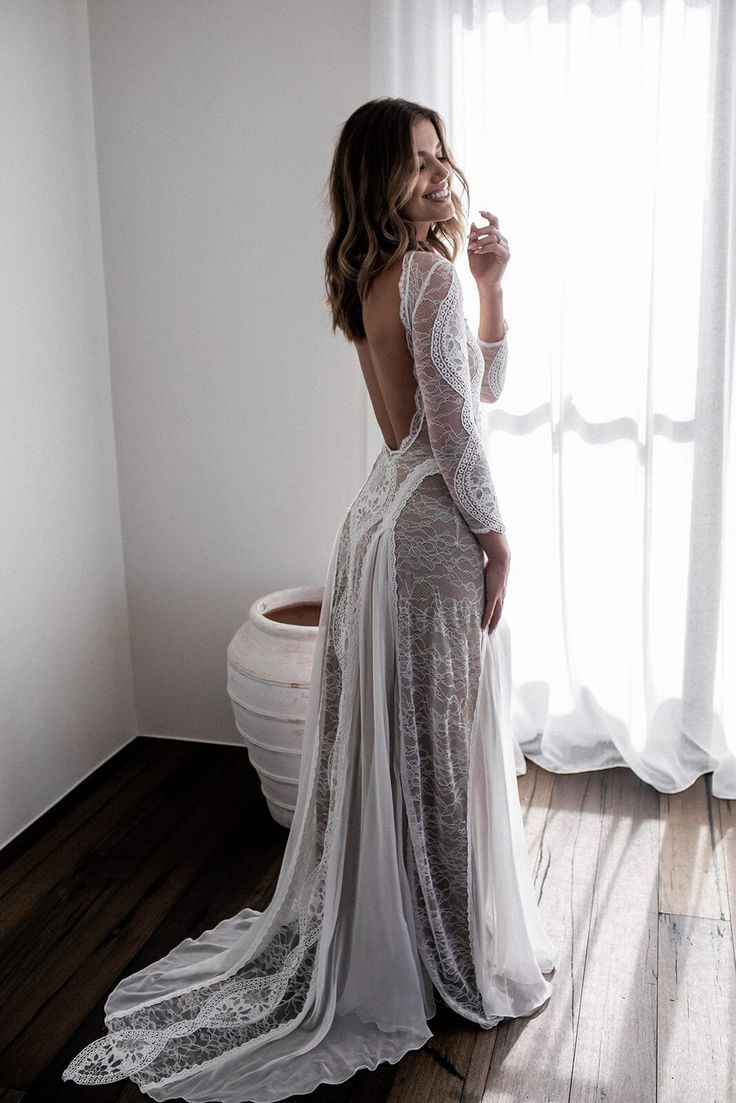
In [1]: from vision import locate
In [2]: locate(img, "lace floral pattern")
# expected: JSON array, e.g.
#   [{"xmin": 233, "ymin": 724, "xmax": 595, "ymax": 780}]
[
  {"xmin": 477, "ymin": 319, "xmax": 509, "ymax": 402},
  {"xmin": 392, "ymin": 476, "xmax": 493, "ymax": 1024},
  {"xmin": 61, "ymin": 250, "xmax": 540, "ymax": 1102}
]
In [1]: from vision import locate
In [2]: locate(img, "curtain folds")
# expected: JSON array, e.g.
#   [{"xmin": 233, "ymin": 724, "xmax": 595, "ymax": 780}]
[{"xmin": 369, "ymin": 0, "xmax": 736, "ymax": 797}]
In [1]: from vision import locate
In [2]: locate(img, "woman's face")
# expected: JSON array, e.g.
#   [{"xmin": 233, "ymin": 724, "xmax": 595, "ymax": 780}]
[{"xmin": 402, "ymin": 117, "xmax": 454, "ymax": 239}]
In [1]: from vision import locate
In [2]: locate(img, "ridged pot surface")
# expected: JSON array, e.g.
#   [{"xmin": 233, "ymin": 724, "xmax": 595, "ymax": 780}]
[{"xmin": 226, "ymin": 586, "xmax": 323, "ymax": 828}]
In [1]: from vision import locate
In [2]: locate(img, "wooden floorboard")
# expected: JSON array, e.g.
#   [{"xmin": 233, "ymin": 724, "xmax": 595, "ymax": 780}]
[
  {"xmin": 0, "ymin": 738, "xmax": 732, "ymax": 1102},
  {"xmin": 568, "ymin": 769, "xmax": 659, "ymax": 1103}
]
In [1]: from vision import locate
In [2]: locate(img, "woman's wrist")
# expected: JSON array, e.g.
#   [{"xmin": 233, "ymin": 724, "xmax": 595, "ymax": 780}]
[
  {"xmin": 478, "ymin": 319, "xmax": 508, "ymax": 348},
  {"xmin": 478, "ymin": 286, "xmax": 505, "ymax": 343}
]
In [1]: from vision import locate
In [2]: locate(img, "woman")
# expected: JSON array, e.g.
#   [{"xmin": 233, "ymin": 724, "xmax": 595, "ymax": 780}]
[{"xmin": 62, "ymin": 96, "xmax": 558, "ymax": 1103}]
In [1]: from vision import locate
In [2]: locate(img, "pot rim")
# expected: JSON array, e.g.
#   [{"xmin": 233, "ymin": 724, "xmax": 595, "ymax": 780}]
[{"xmin": 248, "ymin": 586, "xmax": 323, "ymax": 639}]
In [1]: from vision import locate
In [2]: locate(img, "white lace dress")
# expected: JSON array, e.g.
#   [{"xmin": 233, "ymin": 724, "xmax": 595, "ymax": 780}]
[{"xmin": 62, "ymin": 249, "xmax": 559, "ymax": 1102}]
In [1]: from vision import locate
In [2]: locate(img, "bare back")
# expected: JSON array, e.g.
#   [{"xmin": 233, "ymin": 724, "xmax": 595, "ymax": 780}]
[{"xmin": 354, "ymin": 259, "xmax": 417, "ymax": 453}]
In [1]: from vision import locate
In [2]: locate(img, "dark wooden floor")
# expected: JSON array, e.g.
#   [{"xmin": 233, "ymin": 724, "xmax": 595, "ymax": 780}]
[{"xmin": 0, "ymin": 737, "xmax": 733, "ymax": 1102}]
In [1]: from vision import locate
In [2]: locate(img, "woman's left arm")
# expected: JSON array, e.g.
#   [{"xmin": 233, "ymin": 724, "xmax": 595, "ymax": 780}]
[{"xmin": 468, "ymin": 211, "xmax": 510, "ymax": 403}]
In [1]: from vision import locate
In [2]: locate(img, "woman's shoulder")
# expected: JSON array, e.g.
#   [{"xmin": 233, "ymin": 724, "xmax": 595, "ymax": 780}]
[
  {"xmin": 403, "ymin": 251, "xmax": 459, "ymax": 300},
  {"xmin": 404, "ymin": 249, "xmax": 455, "ymax": 273}
]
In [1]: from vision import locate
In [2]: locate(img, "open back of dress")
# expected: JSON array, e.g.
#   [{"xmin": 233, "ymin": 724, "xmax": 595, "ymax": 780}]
[{"xmin": 62, "ymin": 250, "xmax": 558, "ymax": 1103}]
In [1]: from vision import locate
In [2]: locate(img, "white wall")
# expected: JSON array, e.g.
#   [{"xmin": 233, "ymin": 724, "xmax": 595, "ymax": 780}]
[
  {"xmin": 2, "ymin": 0, "xmax": 370, "ymax": 849},
  {"xmin": 86, "ymin": 0, "xmax": 371, "ymax": 746},
  {"xmin": 0, "ymin": 0, "xmax": 136, "ymax": 849}
]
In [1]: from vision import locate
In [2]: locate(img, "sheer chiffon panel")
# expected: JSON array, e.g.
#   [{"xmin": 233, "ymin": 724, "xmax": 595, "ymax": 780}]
[{"xmin": 468, "ymin": 623, "xmax": 559, "ymax": 1020}]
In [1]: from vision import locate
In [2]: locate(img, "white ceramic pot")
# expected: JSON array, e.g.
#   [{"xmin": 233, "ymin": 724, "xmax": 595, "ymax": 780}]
[{"xmin": 226, "ymin": 586, "xmax": 323, "ymax": 828}]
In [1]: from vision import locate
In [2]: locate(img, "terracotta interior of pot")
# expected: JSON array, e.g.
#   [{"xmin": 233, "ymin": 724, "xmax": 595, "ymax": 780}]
[{"xmin": 263, "ymin": 601, "xmax": 322, "ymax": 627}]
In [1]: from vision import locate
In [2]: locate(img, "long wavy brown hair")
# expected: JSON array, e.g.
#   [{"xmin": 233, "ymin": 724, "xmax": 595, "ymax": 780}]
[{"xmin": 323, "ymin": 97, "xmax": 470, "ymax": 343}]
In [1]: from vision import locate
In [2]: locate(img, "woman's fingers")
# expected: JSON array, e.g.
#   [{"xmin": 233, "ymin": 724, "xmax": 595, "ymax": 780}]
[
  {"xmin": 482, "ymin": 593, "xmax": 504, "ymax": 634},
  {"xmin": 482, "ymin": 549, "xmax": 509, "ymax": 633},
  {"xmin": 474, "ymin": 242, "xmax": 508, "ymax": 257},
  {"xmin": 469, "ymin": 211, "xmax": 507, "ymax": 253}
]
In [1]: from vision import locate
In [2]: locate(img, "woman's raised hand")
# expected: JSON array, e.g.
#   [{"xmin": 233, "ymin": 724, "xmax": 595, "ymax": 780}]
[{"xmin": 468, "ymin": 210, "xmax": 510, "ymax": 292}]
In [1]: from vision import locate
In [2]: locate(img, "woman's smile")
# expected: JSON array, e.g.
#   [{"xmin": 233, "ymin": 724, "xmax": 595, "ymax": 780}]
[{"xmin": 424, "ymin": 183, "xmax": 451, "ymax": 202}]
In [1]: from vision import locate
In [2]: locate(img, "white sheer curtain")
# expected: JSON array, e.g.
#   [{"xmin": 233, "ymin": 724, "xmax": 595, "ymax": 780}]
[{"xmin": 368, "ymin": 0, "xmax": 736, "ymax": 798}]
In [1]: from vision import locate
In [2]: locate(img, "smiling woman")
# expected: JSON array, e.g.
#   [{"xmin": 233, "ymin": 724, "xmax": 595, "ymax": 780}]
[{"xmin": 61, "ymin": 96, "xmax": 556, "ymax": 1103}]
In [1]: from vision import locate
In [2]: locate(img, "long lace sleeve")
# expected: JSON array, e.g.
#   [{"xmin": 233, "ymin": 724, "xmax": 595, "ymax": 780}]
[
  {"xmin": 405, "ymin": 254, "xmax": 505, "ymax": 535},
  {"xmin": 478, "ymin": 320, "xmax": 508, "ymax": 403}
]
